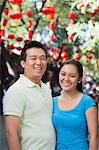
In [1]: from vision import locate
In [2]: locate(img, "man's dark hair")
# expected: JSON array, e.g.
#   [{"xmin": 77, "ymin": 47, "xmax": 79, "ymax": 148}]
[{"xmin": 20, "ymin": 41, "xmax": 47, "ymax": 61}]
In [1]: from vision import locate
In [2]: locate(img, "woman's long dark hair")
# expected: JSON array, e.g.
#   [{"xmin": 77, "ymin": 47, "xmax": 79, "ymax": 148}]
[{"xmin": 60, "ymin": 59, "xmax": 83, "ymax": 92}]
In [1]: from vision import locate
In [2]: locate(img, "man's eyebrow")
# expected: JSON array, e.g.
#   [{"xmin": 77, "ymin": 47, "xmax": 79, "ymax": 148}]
[{"xmin": 29, "ymin": 55, "xmax": 46, "ymax": 57}]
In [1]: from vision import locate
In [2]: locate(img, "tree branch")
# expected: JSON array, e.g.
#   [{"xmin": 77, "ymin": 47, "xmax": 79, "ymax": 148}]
[{"xmin": 0, "ymin": 0, "xmax": 8, "ymax": 22}]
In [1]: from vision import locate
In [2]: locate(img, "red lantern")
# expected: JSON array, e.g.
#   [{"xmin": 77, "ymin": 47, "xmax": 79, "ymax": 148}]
[
  {"xmin": 41, "ymin": 6, "xmax": 55, "ymax": 14},
  {"xmin": 68, "ymin": 33, "xmax": 74, "ymax": 41},
  {"xmin": 28, "ymin": 31, "xmax": 33, "ymax": 39},
  {"xmin": 27, "ymin": 9, "xmax": 32, "ymax": 17},
  {"xmin": 10, "ymin": 11, "xmax": 22, "ymax": 19},
  {"xmin": 49, "ymin": 23, "xmax": 54, "ymax": 31},
  {"xmin": 24, "ymin": 39, "xmax": 30, "ymax": 44},
  {"xmin": 27, "ymin": 20, "xmax": 33, "ymax": 28},
  {"xmin": 0, "ymin": 29, "xmax": 5, "ymax": 36},
  {"xmin": 75, "ymin": 42, "xmax": 80, "ymax": 46},
  {"xmin": 75, "ymin": 49, "xmax": 81, "ymax": 53},
  {"xmin": 60, "ymin": 52, "xmax": 67, "ymax": 62},
  {"xmin": 8, "ymin": 0, "xmax": 22, "ymax": 5},
  {"xmin": 16, "ymin": 37, "xmax": 23, "ymax": 42},
  {"xmin": 48, "ymin": 14, "xmax": 55, "ymax": 20},
  {"xmin": 50, "ymin": 33, "xmax": 55, "ymax": 43},
  {"xmin": 86, "ymin": 49, "xmax": 92, "ymax": 52},
  {"xmin": 3, "ymin": 7, "xmax": 9, "ymax": 15},
  {"xmin": 68, "ymin": 11, "xmax": 75, "ymax": 20},
  {"xmin": 2, "ymin": 19, "xmax": 8, "ymax": 26},
  {"xmin": 89, "ymin": 12, "xmax": 96, "ymax": 17},
  {"xmin": 0, "ymin": 38, "xmax": 2, "ymax": 43},
  {"xmin": 69, "ymin": 21, "xmax": 74, "ymax": 26},
  {"xmin": 16, "ymin": 46, "xmax": 22, "ymax": 51},
  {"xmin": 75, "ymin": 55, "xmax": 81, "ymax": 60},
  {"xmin": 86, "ymin": 55, "xmax": 92, "ymax": 59},
  {"xmin": 7, "ymin": 44, "xmax": 14, "ymax": 49},
  {"xmin": 8, "ymin": 33, "xmax": 15, "ymax": 39}
]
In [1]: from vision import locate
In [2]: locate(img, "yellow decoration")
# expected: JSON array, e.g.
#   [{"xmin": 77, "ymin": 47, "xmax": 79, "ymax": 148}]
[{"xmin": 81, "ymin": 6, "xmax": 86, "ymax": 14}]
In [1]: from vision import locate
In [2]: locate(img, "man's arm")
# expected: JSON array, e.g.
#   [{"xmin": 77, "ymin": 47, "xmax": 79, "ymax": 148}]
[{"xmin": 4, "ymin": 115, "xmax": 21, "ymax": 150}]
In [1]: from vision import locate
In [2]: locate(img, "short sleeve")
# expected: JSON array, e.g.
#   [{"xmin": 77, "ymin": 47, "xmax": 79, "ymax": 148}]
[
  {"xmin": 3, "ymin": 86, "xmax": 26, "ymax": 117},
  {"xmin": 84, "ymin": 95, "xmax": 96, "ymax": 111}
]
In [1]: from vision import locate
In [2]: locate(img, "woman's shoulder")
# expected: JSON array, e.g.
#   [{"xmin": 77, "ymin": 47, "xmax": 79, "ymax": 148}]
[
  {"xmin": 83, "ymin": 94, "xmax": 95, "ymax": 102},
  {"xmin": 82, "ymin": 94, "xmax": 96, "ymax": 110}
]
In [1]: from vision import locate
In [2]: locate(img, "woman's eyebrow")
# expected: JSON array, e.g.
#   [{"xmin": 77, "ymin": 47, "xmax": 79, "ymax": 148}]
[{"xmin": 60, "ymin": 70, "xmax": 78, "ymax": 74}]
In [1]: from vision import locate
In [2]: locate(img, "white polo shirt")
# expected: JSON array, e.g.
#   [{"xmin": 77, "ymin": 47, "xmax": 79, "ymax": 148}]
[{"xmin": 3, "ymin": 75, "xmax": 55, "ymax": 150}]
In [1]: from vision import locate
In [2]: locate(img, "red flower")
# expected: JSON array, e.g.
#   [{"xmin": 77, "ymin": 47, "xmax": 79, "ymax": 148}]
[{"xmin": 68, "ymin": 11, "xmax": 75, "ymax": 20}]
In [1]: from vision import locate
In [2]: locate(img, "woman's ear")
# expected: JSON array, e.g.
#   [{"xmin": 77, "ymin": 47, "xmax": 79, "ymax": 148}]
[
  {"xmin": 20, "ymin": 60, "xmax": 25, "ymax": 68},
  {"xmin": 78, "ymin": 77, "xmax": 82, "ymax": 83}
]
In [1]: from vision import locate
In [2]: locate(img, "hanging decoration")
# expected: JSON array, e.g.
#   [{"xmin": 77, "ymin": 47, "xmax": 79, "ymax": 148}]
[
  {"xmin": 41, "ymin": 0, "xmax": 55, "ymax": 44},
  {"xmin": 60, "ymin": 44, "xmax": 69, "ymax": 62},
  {"xmin": 76, "ymin": 0, "xmax": 99, "ymax": 17},
  {"xmin": 26, "ymin": 8, "xmax": 33, "ymax": 40},
  {"xmin": 8, "ymin": 0, "xmax": 22, "ymax": 5},
  {"xmin": 67, "ymin": 11, "xmax": 76, "ymax": 43}
]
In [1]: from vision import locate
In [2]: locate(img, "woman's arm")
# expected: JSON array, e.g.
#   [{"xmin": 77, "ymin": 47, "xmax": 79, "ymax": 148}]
[
  {"xmin": 4, "ymin": 115, "xmax": 21, "ymax": 150},
  {"xmin": 86, "ymin": 106, "xmax": 98, "ymax": 150}
]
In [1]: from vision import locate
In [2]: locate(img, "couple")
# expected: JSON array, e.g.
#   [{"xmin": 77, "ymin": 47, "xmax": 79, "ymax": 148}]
[{"xmin": 3, "ymin": 41, "xmax": 98, "ymax": 150}]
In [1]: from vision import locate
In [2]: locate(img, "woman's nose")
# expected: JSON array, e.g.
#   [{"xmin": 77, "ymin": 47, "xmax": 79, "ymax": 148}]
[{"xmin": 64, "ymin": 75, "xmax": 70, "ymax": 81}]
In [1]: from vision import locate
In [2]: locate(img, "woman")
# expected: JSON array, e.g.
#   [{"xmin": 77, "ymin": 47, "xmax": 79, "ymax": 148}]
[{"xmin": 52, "ymin": 59, "xmax": 98, "ymax": 150}]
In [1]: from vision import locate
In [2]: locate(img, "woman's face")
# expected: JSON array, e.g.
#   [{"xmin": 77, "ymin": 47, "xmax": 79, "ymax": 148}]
[{"xmin": 59, "ymin": 64, "xmax": 80, "ymax": 92}]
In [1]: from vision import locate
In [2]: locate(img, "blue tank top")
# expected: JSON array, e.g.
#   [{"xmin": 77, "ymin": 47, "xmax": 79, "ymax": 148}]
[{"xmin": 52, "ymin": 94, "xmax": 96, "ymax": 150}]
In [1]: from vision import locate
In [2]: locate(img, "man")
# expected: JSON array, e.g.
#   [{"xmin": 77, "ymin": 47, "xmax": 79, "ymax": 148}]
[{"xmin": 3, "ymin": 41, "xmax": 55, "ymax": 150}]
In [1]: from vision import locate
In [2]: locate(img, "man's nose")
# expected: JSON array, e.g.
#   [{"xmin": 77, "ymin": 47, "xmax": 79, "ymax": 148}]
[{"xmin": 36, "ymin": 58, "xmax": 41, "ymax": 64}]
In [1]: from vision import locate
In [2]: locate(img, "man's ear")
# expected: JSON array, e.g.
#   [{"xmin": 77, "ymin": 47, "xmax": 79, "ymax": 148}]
[{"xmin": 20, "ymin": 60, "xmax": 25, "ymax": 68}]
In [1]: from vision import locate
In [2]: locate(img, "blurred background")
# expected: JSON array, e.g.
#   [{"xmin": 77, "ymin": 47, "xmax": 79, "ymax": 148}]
[{"xmin": 0, "ymin": 0, "xmax": 99, "ymax": 149}]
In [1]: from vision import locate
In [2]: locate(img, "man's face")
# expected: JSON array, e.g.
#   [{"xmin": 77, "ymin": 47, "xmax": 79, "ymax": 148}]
[{"xmin": 21, "ymin": 47, "xmax": 47, "ymax": 84}]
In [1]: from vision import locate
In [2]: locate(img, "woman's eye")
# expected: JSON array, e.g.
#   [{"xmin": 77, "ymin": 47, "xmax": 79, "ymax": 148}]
[
  {"xmin": 70, "ymin": 75, "xmax": 76, "ymax": 77},
  {"xmin": 61, "ymin": 73, "xmax": 65, "ymax": 76}
]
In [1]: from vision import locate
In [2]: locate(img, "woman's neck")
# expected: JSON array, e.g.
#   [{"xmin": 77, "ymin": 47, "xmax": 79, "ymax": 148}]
[{"xmin": 61, "ymin": 89, "xmax": 82, "ymax": 100}]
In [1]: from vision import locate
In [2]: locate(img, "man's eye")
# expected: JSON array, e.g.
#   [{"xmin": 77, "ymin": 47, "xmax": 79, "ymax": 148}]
[
  {"xmin": 40, "ymin": 57, "xmax": 46, "ymax": 61},
  {"xmin": 30, "ymin": 57, "xmax": 37, "ymax": 60}
]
